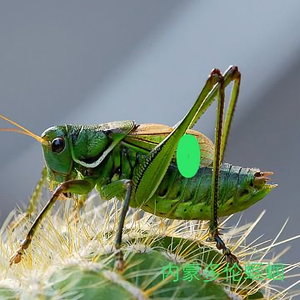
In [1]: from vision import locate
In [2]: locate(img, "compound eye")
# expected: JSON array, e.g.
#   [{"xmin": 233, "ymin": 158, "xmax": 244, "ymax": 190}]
[{"xmin": 51, "ymin": 137, "xmax": 65, "ymax": 153}]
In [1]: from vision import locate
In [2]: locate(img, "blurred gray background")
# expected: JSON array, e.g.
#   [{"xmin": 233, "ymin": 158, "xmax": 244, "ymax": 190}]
[{"xmin": 0, "ymin": 0, "xmax": 299, "ymax": 292}]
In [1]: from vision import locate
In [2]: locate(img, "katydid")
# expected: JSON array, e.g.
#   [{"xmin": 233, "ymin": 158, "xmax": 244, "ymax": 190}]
[{"xmin": 0, "ymin": 66, "xmax": 276, "ymax": 270}]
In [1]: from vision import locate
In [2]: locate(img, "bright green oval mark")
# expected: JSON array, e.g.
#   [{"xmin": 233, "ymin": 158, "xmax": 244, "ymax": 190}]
[{"xmin": 176, "ymin": 134, "xmax": 201, "ymax": 178}]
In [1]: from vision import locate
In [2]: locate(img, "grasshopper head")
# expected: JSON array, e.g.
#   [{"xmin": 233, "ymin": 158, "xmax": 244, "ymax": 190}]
[
  {"xmin": 41, "ymin": 126, "xmax": 74, "ymax": 184},
  {"xmin": 0, "ymin": 114, "xmax": 74, "ymax": 186}
]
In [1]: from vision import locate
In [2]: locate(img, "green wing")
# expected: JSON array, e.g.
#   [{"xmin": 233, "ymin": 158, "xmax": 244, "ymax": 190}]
[{"xmin": 123, "ymin": 123, "xmax": 214, "ymax": 167}]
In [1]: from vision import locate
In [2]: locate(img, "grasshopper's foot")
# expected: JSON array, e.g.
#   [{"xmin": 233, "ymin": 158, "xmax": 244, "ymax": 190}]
[
  {"xmin": 214, "ymin": 235, "xmax": 240, "ymax": 267},
  {"xmin": 114, "ymin": 249, "xmax": 126, "ymax": 272},
  {"xmin": 9, "ymin": 248, "xmax": 23, "ymax": 265},
  {"xmin": 9, "ymin": 237, "xmax": 31, "ymax": 266},
  {"xmin": 222, "ymin": 246, "xmax": 239, "ymax": 265}
]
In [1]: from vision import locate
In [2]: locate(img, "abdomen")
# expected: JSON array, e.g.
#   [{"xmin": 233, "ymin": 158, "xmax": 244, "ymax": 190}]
[{"xmin": 140, "ymin": 163, "xmax": 257, "ymax": 220}]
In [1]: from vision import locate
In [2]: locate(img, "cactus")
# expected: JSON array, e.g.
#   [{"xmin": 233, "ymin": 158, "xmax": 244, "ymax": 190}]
[{"xmin": 0, "ymin": 193, "xmax": 299, "ymax": 299}]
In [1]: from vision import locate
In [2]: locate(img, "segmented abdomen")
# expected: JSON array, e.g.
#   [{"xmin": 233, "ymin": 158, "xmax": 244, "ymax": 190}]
[
  {"xmin": 115, "ymin": 146, "xmax": 259, "ymax": 220},
  {"xmin": 140, "ymin": 163, "xmax": 258, "ymax": 220}
]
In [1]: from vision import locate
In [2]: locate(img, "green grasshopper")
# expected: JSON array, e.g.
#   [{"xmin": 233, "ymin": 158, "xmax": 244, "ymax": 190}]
[{"xmin": 0, "ymin": 66, "xmax": 276, "ymax": 270}]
